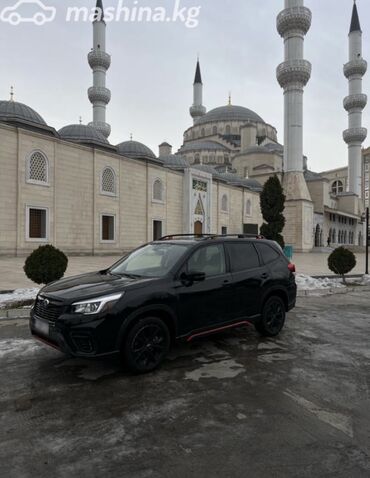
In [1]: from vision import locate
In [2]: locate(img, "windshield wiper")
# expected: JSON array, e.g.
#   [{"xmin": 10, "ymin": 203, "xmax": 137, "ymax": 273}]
[{"xmin": 117, "ymin": 272, "xmax": 143, "ymax": 279}]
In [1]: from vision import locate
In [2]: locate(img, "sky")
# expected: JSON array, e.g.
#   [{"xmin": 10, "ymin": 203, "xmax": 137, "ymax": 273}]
[{"xmin": 0, "ymin": 0, "xmax": 369, "ymax": 172}]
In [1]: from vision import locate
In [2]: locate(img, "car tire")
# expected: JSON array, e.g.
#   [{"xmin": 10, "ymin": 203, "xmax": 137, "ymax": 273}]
[
  {"xmin": 255, "ymin": 296, "xmax": 286, "ymax": 337},
  {"xmin": 122, "ymin": 317, "xmax": 171, "ymax": 374}
]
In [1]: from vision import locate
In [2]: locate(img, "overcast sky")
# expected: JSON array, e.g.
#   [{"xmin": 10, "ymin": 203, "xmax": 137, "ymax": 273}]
[{"xmin": 0, "ymin": 0, "xmax": 369, "ymax": 172}]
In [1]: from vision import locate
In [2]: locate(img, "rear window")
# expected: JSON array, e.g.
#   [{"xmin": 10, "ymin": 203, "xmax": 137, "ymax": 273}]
[
  {"xmin": 255, "ymin": 243, "xmax": 280, "ymax": 264},
  {"xmin": 226, "ymin": 242, "xmax": 260, "ymax": 272}
]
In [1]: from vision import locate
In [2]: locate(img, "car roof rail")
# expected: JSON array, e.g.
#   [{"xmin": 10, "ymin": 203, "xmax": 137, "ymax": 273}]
[
  {"xmin": 158, "ymin": 233, "xmax": 265, "ymax": 241},
  {"xmin": 158, "ymin": 234, "xmax": 213, "ymax": 241}
]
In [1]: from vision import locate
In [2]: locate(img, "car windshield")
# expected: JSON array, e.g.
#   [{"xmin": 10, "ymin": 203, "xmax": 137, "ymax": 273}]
[{"xmin": 109, "ymin": 243, "xmax": 189, "ymax": 278}]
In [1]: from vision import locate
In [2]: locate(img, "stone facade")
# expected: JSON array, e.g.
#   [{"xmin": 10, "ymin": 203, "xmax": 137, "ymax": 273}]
[{"xmin": 0, "ymin": 122, "xmax": 262, "ymax": 257}]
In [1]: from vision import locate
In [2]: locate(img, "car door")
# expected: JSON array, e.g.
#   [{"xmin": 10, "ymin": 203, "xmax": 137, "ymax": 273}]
[
  {"xmin": 224, "ymin": 241, "xmax": 268, "ymax": 318},
  {"xmin": 175, "ymin": 243, "xmax": 234, "ymax": 336}
]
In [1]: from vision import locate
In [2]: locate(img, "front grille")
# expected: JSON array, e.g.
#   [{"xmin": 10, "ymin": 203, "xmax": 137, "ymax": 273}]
[{"xmin": 34, "ymin": 297, "xmax": 63, "ymax": 322}]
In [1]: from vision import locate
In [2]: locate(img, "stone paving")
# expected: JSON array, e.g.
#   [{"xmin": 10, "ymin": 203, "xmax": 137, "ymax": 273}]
[
  {"xmin": 0, "ymin": 252, "xmax": 367, "ymax": 291},
  {"xmin": 1, "ymin": 292, "xmax": 370, "ymax": 477}
]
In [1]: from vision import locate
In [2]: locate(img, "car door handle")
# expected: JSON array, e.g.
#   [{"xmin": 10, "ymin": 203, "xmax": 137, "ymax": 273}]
[
  {"xmin": 223, "ymin": 280, "xmax": 232, "ymax": 288},
  {"xmin": 261, "ymin": 273, "xmax": 269, "ymax": 279}
]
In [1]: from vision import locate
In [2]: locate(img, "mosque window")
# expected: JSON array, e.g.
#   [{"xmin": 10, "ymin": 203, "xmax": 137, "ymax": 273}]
[
  {"xmin": 201, "ymin": 128, "xmax": 205, "ymax": 137},
  {"xmin": 101, "ymin": 167, "xmax": 117, "ymax": 196},
  {"xmin": 225, "ymin": 125, "xmax": 231, "ymax": 135},
  {"xmin": 331, "ymin": 180, "xmax": 344, "ymax": 195},
  {"xmin": 221, "ymin": 194, "xmax": 229, "ymax": 213},
  {"xmin": 212, "ymin": 126, "xmax": 217, "ymax": 135},
  {"xmin": 26, "ymin": 206, "xmax": 48, "ymax": 241},
  {"xmin": 246, "ymin": 199, "xmax": 252, "ymax": 217},
  {"xmin": 27, "ymin": 151, "xmax": 48, "ymax": 185},
  {"xmin": 101, "ymin": 214, "xmax": 115, "ymax": 242},
  {"xmin": 153, "ymin": 179, "xmax": 164, "ymax": 202}
]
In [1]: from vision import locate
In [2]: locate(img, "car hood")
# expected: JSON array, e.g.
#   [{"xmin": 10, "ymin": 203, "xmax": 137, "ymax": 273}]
[{"xmin": 39, "ymin": 271, "xmax": 155, "ymax": 302}]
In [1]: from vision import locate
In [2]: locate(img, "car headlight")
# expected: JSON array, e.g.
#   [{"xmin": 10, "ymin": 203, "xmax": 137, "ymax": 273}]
[{"xmin": 71, "ymin": 292, "xmax": 124, "ymax": 315}]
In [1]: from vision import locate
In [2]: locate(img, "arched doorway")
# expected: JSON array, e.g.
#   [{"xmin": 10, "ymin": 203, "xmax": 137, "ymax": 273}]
[
  {"xmin": 315, "ymin": 224, "xmax": 321, "ymax": 247},
  {"xmin": 194, "ymin": 221, "xmax": 203, "ymax": 235}
]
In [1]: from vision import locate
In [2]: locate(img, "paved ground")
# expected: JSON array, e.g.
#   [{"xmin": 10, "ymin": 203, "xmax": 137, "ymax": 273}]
[
  {"xmin": 0, "ymin": 252, "xmax": 367, "ymax": 290},
  {"xmin": 1, "ymin": 292, "xmax": 370, "ymax": 477}
]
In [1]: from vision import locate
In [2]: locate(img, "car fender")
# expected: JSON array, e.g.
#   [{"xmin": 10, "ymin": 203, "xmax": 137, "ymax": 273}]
[
  {"xmin": 261, "ymin": 286, "xmax": 289, "ymax": 310},
  {"xmin": 116, "ymin": 303, "xmax": 178, "ymax": 350}
]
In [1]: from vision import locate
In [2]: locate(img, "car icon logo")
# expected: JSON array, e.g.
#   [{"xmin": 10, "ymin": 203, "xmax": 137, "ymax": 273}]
[{"xmin": 0, "ymin": 0, "xmax": 56, "ymax": 26}]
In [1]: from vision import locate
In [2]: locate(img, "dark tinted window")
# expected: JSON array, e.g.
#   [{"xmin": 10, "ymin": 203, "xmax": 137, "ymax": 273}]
[
  {"xmin": 255, "ymin": 243, "xmax": 280, "ymax": 264},
  {"xmin": 187, "ymin": 244, "xmax": 226, "ymax": 277},
  {"xmin": 226, "ymin": 243, "xmax": 260, "ymax": 272}
]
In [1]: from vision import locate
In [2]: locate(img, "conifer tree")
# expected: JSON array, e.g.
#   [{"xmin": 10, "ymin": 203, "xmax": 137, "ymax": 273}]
[{"xmin": 260, "ymin": 175, "xmax": 286, "ymax": 248}]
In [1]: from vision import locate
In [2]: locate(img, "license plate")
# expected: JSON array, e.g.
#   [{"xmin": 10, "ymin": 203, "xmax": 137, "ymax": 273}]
[{"xmin": 34, "ymin": 317, "xmax": 49, "ymax": 336}]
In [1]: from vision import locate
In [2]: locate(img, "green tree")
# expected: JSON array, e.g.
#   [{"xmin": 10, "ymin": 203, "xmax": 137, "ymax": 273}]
[
  {"xmin": 328, "ymin": 247, "xmax": 356, "ymax": 284},
  {"xmin": 260, "ymin": 175, "xmax": 286, "ymax": 248},
  {"xmin": 24, "ymin": 245, "xmax": 68, "ymax": 285}
]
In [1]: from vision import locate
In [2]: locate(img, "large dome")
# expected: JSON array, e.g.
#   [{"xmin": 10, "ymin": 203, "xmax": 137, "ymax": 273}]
[
  {"xmin": 117, "ymin": 140, "xmax": 156, "ymax": 160},
  {"xmin": 0, "ymin": 100, "xmax": 47, "ymax": 126},
  {"xmin": 58, "ymin": 124, "xmax": 109, "ymax": 145},
  {"xmin": 197, "ymin": 105, "xmax": 264, "ymax": 125}
]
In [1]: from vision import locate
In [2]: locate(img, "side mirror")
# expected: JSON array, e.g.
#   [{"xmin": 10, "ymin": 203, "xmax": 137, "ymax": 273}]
[{"xmin": 181, "ymin": 271, "xmax": 206, "ymax": 284}]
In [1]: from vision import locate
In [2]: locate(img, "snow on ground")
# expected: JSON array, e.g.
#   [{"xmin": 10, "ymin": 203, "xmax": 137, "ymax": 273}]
[
  {"xmin": 296, "ymin": 274, "xmax": 346, "ymax": 290},
  {"xmin": 360, "ymin": 275, "xmax": 370, "ymax": 285},
  {"xmin": 0, "ymin": 288, "xmax": 39, "ymax": 309}
]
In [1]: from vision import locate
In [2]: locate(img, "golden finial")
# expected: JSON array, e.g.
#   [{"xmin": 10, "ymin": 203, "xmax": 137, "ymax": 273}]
[
  {"xmin": 10, "ymin": 86, "xmax": 14, "ymax": 102},
  {"xmin": 228, "ymin": 91, "xmax": 232, "ymax": 106}
]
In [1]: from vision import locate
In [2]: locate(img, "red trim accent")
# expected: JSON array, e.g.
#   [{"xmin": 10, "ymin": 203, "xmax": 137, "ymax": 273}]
[
  {"xmin": 288, "ymin": 263, "xmax": 296, "ymax": 273},
  {"xmin": 32, "ymin": 333, "xmax": 61, "ymax": 351},
  {"xmin": 186, "ymin": 320, "xmax": 253, "ymax": 342}
]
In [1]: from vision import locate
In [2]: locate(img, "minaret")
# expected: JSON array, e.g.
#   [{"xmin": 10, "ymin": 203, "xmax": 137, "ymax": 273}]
[
  {"xmin": 343, "ymin": 1, "xmax": 367, "ymax": 197},
  {"xmin": 189, "ymin": 59, "xmax": 206, "ymax": 124},
  {"xmin": 276, "ymin": 0, "xmax": 314, "ymax": 252},
  {"xmin": 88, "ymin": 0, "xmax": 111, "ymax": 138}
]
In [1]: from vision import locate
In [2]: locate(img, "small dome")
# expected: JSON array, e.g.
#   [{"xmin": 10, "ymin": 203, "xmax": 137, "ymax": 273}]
[
  {"xmin": 117, "ymin": 140, "xmax": 156, "ymax": 160},
  {"xmin": 0, "ymin": 100, "xmax": 47, "ymax": 126},
  {"xmin": 58, "ymin": 124, "xmax": 109, "ymax": 145},
  {"xmin": 179, "ymin": 141, "xmax": 229, "ymax": 153},
  {"xmin": 161, "ymin": 154, "xmax": 189, "ymax": 169},
  {"xmin": 197, "ymin": 105, "xmax": 264, "ymax": 125}
]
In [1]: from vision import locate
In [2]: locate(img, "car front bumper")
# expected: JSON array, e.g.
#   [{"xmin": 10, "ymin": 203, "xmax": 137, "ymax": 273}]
[{"xmin": 29, "ymin": 311, "xmax": 121, "ymax": 358}]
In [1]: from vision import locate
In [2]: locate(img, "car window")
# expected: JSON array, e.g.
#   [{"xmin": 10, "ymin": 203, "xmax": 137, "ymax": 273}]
[
  {"xmin": 226, "ymin": 242, "xmax": 260, "ymax": 272},
  {"xmin": 187, "ymin": 244, "xmax": 226, "ymax": 277},
  {"xmin": 255, "ymin": 243, "xmax": 280, "ymax": 264},
  {"xmin": 110, "ymin": 243, "xmax": 189, "ymax": 277}
]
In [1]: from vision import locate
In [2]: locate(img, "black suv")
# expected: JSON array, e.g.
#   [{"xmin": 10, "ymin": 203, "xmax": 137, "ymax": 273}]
[{"xmin": 30, "ymin": 235, "xmax": 296, "ymax": 373}]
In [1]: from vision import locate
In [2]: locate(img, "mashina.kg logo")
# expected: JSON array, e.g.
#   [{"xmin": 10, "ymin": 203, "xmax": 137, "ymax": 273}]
[{"xmin": 0, "ymin": 0, "xmax": 56, "ymax": 26}]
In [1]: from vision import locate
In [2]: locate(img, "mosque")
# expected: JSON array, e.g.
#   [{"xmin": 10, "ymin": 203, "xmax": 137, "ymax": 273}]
[{"xmin": 0, "ymin": 0, "xmax": 367, "ymax": 256}]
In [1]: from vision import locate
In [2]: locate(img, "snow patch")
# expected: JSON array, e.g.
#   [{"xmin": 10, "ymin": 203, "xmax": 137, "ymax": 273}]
[
  {"xmin": 0, "ymin": 339, "xmax": 43, "ymax": 359},
  {"xmin": 185, "ymin": 358, "xmax": 244, "ymax": 381},
  {"xmin": 0, "ymin": 288, "xmax": 39, "ymax": 309},
  {"xmin": 360, "ymin": 275, "xmax": 370, "ymax": 285},
  {"xmin": 284, "ymin": 389, "xmax": 353, "ymax": 437},
  {"xmin": 295, "ymin": 274, "xmax": 345, "ymax": 291}
]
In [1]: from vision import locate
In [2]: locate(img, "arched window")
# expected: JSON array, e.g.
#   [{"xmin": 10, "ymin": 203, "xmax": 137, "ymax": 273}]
[
  {"xmin": 212, "ymin": 126, "xmax": 217, "ymax": 135},
  {"xmin": 245, "ymin": 199, "xmax": 252, "ymax": 217},
  {"xmin": 201, "ymin": 128, "xmax": 205, "ymax": 137},
  {"xmin": 27, "ymin": 151, "xmax": 48, "ymax": 184},
  {"xmin": 153, "ymin": 179, "xmax": 164, "ymax": 202},
  {"xmin": 101, "ymin": 167, "xmax": 117, "ymax": 196},
  {"xmin": 225, "ymin": 125, "xmax": 231, "ymax": 135},
  {"xmin": 194, "ymin": 153, "xmax": 200, "ymax": 164},
  {"xmin": 221, "ymin": 194, "xmax": 228, "ymax": 213},
  {"xmin": 331, "ymin": 180, "xmax": 344, "ymax": 195}
]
